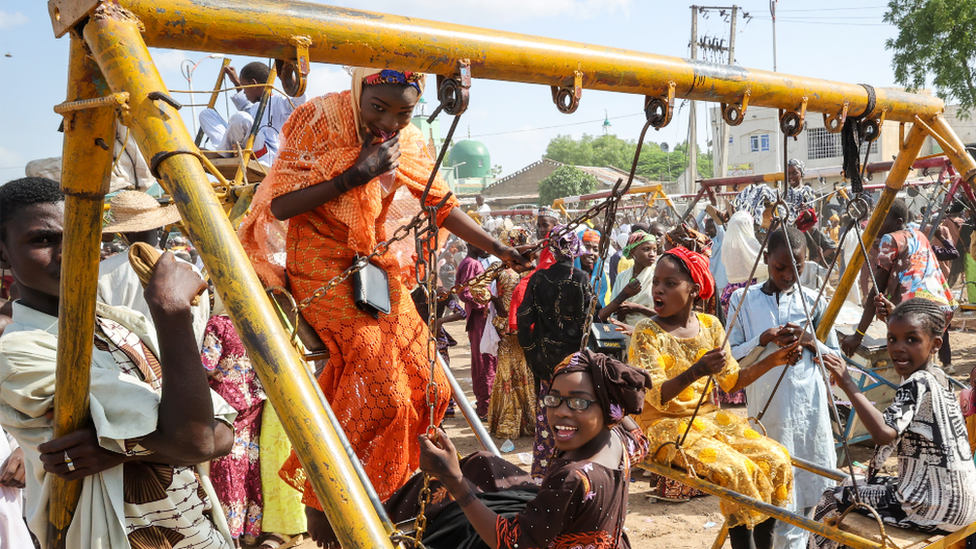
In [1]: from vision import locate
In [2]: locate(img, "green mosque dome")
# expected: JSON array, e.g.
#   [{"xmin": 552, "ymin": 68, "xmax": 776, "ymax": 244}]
[{"xmin": 448, "ymin": 140, "xmax": 490, "ymax": 179}]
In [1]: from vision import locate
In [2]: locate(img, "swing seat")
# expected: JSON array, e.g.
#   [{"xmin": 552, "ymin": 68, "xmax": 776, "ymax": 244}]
[
  {"xmin": 640, "ymin": 457, "xmax": 976, "ymax": 549},
  {"xmin": 834, "ymin": 512, "xmax": 976, "ymax": 549},
  {"xmin": 266, "ymin": 287, "xmax": 331, "ymax": 362},
  {"xmin": 200, "ymin": 149, "xmax": 268, "ymax": 182}
]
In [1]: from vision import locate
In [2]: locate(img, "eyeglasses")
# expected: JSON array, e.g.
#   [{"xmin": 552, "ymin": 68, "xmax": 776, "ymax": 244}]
[{"xmin": 542, "ymin": 394, "xmax": 597, "ymax": 411}]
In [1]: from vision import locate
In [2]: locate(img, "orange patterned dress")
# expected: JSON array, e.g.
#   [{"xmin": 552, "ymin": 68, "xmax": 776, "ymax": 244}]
[{"xmin": 238, "ymin": 90, "xmax": 457, "ymax": 505}]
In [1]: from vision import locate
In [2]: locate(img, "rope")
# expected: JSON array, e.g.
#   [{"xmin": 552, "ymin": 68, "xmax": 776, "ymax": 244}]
[
  {"xmin": 841, "ymin": 84, "xmax": 876, "ymax": 194},
  {"xmin": 753, "ymin": 215, "xmax": 860, "ymax": 423},
  {"xmin": 580, "ymin": 116, "xmax": 657, "ymax": 350},
  {"xmin": 776, "ymin": 205, "xmax": 864, "ymax": 502},
  {"xmin": 672, "ymin": 213, "xmax": 778, "ymax": 450}
]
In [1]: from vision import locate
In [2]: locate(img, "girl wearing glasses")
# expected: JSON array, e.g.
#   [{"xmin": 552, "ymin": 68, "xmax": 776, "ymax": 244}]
[
  {"xmin": 306, "ymin": 350, "xmax": 650, "ymax": 549},
  {"xmin": 630, "ymin": 246, "xmax": 801, "ymax": 549}
]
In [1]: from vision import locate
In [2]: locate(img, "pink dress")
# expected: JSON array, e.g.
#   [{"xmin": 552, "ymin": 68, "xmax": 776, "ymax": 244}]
[{"xmin": 201, "ymin": 315, "xmax": 267, "ymax": 540}]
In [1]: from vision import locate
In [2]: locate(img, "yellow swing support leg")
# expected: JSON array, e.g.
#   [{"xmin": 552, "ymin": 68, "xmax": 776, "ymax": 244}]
[
  {"xmin": 78, "ymin": 5, "xmax": 395, "ymax": 548},
  {"xmin": 816, "ymin": 123, "xmax": 928, "ymax": 341},
  {"xmin": 49, "ymin": 34, "xmax": 118, "ymax": 549}
]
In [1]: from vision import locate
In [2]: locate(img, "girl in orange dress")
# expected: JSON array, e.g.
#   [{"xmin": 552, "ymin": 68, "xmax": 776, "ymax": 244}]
[{"xmin": 238, "ymin": 68, "xmax": 529, "ymax": 526}]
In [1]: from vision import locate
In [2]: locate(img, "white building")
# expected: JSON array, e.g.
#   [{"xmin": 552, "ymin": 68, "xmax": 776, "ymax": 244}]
[{"xmin": 710, "ymin": 89, "xmax": 973, "ymax": 193}]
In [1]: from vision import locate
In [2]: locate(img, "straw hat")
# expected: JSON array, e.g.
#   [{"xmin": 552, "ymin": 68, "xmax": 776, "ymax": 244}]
[{"xmin": 102, "ymin": 191, "xmax": 182, "ymax": 234}]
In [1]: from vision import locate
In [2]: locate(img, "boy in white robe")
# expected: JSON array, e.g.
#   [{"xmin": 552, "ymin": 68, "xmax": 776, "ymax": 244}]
[
  {"xmin": 727, "ymin": 225, "xmax": 840, "ymax": 549},
  {"xmin": 199, "ymin": 62, "xmax": 307, "ymax": 167}
]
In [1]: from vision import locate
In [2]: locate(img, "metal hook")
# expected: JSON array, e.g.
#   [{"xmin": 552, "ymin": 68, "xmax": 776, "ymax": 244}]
[
  {"xmin": 427, "ymin": 59, "xmax": 472, "ymax": 122},
  {"xmin": 721, "ymin": 90, "xmax": 751, "ymax": 126},
  {"xmin": 644, "ymin": 81, "xmax": 676, "ymax": 129},
  {"xmin": 275, "ymin": 35, "xmax": 311, "ymax": 97},
  {"xmin": 551, "ymin": 68, "xmax": 583, "ymax": 114},
  {"xmin": 779, "ymin": 97, "xmax": 808, "ymax": 138},
  {"xmin": 823, "ymin": 100, "xmax": 850, "ymax": 134}
]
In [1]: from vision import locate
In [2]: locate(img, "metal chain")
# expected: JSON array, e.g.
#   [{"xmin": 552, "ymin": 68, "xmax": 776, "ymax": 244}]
[
  {"xmin": 413, "ymin": 95, "xmax": 466, "ymax": 545},
  {"xmin": 296, "ymin": 214, "xmax": 426, "ymax": 311},
  {"xmin": 578, "ymin": 117, "xmax": 656, "ymax": 350},
  {"xmin": 445, "ymin": 118, "xmax": 655, "ymax": 304},
  {"xmin": 780, "ymin": 131, "xmax": 864, "ymax": 499},
  {"xmin": 754, "ymin": 213, "xmax": 860, "ymax": 423},
  {"xmin": 777, "ymin": 195, "xmax": 864, "ymax": 502}
]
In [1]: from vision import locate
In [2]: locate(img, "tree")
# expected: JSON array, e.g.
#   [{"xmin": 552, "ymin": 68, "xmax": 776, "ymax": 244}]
[
  {"xmin": 538, "ymin": 166, "xmax": 597, "ymax": 206},
  {"xmin": 489, "ymin": 164, "xmax": 504, "ymax": 178},
  {"xmin": 885, "ymin": 0, "xmax": 976, "ymax": 115},
  {"xmin": 543, "ymin": 134, "xmax": 712, "ymax": 182},
  {"xmin": 545, "ymin": 134, "xmax": 636, "ymax": 168}
]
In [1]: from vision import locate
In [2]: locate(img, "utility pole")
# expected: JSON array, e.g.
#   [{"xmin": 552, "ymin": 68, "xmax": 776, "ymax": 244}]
[
  {"xmin": 719, "ymin": 5, "xmax": 738, "ymax": 178},
  {"xmin": 688, "ymin": 6, "xmax": 698, "ymax": 195}
]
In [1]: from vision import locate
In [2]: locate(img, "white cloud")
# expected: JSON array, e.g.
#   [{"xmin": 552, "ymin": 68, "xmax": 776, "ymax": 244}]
[
  {"xmin": 0, "ymin": 12, "xmax": 28, "ymax": 30},
  {"xmin": 150, "ymin": 49, "xmax": 197, "ymax": 73}
]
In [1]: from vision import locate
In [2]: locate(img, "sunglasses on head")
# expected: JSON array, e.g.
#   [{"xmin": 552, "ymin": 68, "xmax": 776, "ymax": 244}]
[{"xmin": 542, "ymin": 394, "xmax": 597, "ymax": 411}]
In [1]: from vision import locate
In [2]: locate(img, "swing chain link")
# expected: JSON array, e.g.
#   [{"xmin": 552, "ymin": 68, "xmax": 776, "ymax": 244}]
[
  {"xmin": 442, "ymin": 188, "xmax": 625, "ymax": 301},
  {"xmin": 412, "ymin": 97, "xmax": 468, "ymax": 545},
  {"xmin": 445, "ymin": 114, "xmax": 657, "ymax": 304},
  {"xmin": 413, "ymin": 474, "xmax": 433, "ymax": 544},
  {"xmin": 295, "ymin": 213, "xmax": 426, "ymax": 312}
]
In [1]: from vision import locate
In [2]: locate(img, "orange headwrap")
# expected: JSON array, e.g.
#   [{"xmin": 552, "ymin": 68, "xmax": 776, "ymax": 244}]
[
  {"xmin": 663, "ymin": 246, "xmax": 715, "ymax": 301},
  {"xmin": 582, "ymin": 229, "xmax": 601, "ymax": 244}
]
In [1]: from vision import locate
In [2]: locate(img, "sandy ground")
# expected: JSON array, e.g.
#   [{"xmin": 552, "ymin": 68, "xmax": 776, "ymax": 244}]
[{"xmin": 280, "ymin": 320, "xmax": 976, "ymax": 549}]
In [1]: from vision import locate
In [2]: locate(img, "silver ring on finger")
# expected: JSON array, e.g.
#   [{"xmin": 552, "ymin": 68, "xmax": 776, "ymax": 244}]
[{"xmin": 64, "ymin": 451, "xmax": 76, "ymax": 472}]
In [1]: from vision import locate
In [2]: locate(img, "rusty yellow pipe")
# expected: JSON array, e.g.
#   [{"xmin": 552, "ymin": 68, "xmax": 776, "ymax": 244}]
[
  {"xmin": 82, "ymin": 5, "xmax": 394, "ymax": 548},
  {"xmin": 47, "ymin": 0, "xmax": 943, "ymax": 123},
  {"xmin": 53, "ymin": 91, "xmax": 129, "ymax": 114},
  {"xmin": 640, "ymin": 460, "xmax": 882, "ymax": 549},
  {"xmin": 816, "ymin": 123, "xmax": 928, "ymax": 342},
  {"xmin": 234, "ymin": 67, "xmax": 276, "ymax": 186},
  {"xmin": 924, "ymin": 114, "xmax": 976, "ymax": 183},
  {"xmin": 50, "ymin": 34, "xmax": 117, "ymax": 548}
]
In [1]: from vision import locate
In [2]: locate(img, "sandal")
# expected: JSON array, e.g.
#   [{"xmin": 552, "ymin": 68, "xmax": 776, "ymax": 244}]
[{"xmin": 259, "ymin": 533, "xmax": 305, "ymax": 549}]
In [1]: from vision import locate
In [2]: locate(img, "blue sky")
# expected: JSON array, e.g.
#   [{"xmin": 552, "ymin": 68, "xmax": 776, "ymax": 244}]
[{"xmin": 1, "ymin": 1, "xmax": 901, "ymax": 181}]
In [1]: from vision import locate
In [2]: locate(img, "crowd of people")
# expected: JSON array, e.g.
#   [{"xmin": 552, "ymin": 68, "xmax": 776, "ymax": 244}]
[{"xmin": 0, "ymin": 63, "xmax": 974, "ymax": 549}]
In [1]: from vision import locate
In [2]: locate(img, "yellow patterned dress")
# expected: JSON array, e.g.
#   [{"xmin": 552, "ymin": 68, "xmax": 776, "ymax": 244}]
[
  {"xmin": 487, "ymin": 268, "xmax": 536, "ymax": 440},
  {"xmin": 630, "ymin": 313, "xmax": 793, "ymax": 528}
]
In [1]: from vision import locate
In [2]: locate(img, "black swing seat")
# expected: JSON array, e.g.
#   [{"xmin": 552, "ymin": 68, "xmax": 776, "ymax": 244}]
[{"xmin": 266, "ymin": 287, "xmax": 331, "ymax": 363}]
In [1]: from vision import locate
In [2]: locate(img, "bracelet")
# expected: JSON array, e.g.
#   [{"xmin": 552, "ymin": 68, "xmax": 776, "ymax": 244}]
[{"xmin": 854, "ymin": 328, "xmax": 866, "ymax": 337}]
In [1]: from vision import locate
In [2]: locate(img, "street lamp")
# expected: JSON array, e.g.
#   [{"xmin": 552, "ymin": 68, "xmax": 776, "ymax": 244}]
[{"xmin": 181, "ymin": 53, "xmax": 225, "ymax": 136}]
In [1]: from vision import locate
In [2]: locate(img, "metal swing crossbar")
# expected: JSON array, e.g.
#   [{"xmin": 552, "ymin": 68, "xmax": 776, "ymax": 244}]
[{"xmin": 47, "ymin": 1, "xmax": 976, "ymax": 548}]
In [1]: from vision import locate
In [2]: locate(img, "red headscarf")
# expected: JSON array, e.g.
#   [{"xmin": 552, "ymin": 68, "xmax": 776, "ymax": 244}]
[{"xmin": 663, "ymin": 246, "xmax": 715, "ymax": 301}]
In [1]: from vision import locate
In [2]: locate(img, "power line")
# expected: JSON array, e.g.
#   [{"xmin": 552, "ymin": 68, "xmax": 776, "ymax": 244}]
[
  {"xmin": 754, "ymin": 16, "xmax": 889, "ymax": 26},
  {"xmin": 777, "ymin": 5, "xmax": 887, "ymax": 11},
  {"xmin": 765, "ymin": 15, "xmax": 887, "ymax": 19}
]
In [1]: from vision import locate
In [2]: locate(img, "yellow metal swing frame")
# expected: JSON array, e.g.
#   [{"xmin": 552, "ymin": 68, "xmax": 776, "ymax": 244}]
[{"xmin": 45, "ymin": 1, "xmax": 976, "ymax": 548}]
